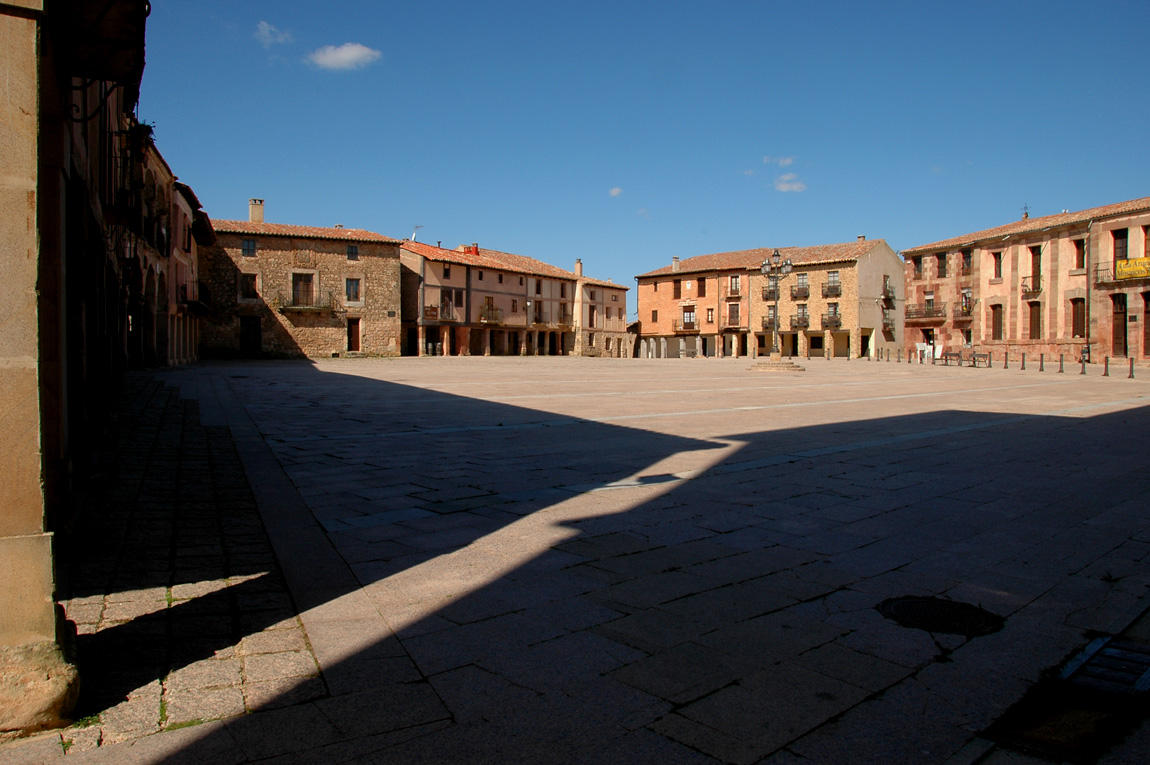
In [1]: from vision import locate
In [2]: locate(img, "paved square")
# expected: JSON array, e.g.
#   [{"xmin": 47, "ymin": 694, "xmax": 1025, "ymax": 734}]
[{"xmin": 16, "ymin": 357, "xmax": 1148, "ymax": 763}]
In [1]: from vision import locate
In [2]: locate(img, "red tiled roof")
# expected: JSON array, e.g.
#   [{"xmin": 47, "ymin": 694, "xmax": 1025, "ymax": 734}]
[
  {"xmin": 401, "ymin": 241, "xmax": 628, "ymax": 290},
  {"xmin": 212, "ymin": 219, "xmax": 400, "ymax": 244},
  {"xmin": 636, "ymin": 240, "xmax": 887, "ymax": 279},
  {"xmin": 902, "ymin": 196, "xmax": 1150, "ymax": 255}
]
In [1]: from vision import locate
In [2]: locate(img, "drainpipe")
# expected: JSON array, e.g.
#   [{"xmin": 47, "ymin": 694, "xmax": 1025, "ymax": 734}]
[{"xmin": 1084, "ymin": 219, "xmax": 1094, "ymax": 362}]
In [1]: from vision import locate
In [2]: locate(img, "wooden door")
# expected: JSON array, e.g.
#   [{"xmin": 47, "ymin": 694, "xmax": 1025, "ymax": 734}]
[{"xmin": 1112, "ymin": 294, "xmax": 1127, "ymax": 357}]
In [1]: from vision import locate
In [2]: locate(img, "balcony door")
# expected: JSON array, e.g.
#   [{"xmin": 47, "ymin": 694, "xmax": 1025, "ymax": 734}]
[{"xmin": 1112, "ymin": 294, "xmax": 1127, "ymax": 356}]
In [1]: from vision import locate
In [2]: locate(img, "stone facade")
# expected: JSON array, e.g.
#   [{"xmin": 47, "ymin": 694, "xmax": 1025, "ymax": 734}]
[
  {"xmin": 635, "ymin": 240, "xmax": 904, "ymax": 360},
  {"xmin": 400, "ymin": 241, "xmax": 628, "ymax": 357},
  {"xmin": 903, "ymin": 197, "xmax": 1150, "ymax": 364},
  {"xmin": 202, "ymin": 201, "xmax": 402, "ymax": 358}
]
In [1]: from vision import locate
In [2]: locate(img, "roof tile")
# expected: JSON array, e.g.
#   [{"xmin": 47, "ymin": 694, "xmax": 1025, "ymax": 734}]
[
  {"xmin": 636, "ymin": 240, "xmax": 886, "ymax": 278},
  {"xmin": 212, "ymin": 219, "xmax": 400, "ymax": 244}
]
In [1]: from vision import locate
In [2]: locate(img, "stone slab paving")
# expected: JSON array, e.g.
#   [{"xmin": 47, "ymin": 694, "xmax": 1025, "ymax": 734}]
[{"xmin": 4, "ymin": 357, "xmax": 1149, "ymax": 763}]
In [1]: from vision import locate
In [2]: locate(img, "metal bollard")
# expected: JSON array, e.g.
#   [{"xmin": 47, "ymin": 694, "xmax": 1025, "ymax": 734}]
[
  {"xmin": 1059, "ymin": 354, "xmax": 1064, "ymax": 373},
  {"xmin": 1004, "ymin": 353, "xmax": 1008, "ymax": 369},
  {"xmin": 1104, "ymin": 356, "xmax": 1109, "ymax": 377},
  {"xmin": 1039, "ymin": 353, "xmax": 1044, "ymax": 372},
  {"xmin": 1021, "ymin": 353, "xmax": 1026, "ymax": 371},
  {"xmin": 897, "ymin": 348, "xmax": 901, "ymax": 363},
  {"xmin": 1130, "ymin": 358, "xmax": 1135, "ymax": 379},
  {"xmin": 1081, "ymin": 357, "xmax": 1086, "ymax": 375}
]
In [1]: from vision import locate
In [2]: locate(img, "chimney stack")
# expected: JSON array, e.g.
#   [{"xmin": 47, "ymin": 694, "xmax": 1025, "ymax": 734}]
[
  {"xmin": 574, "ymin": 258, "xmax": 583, "ymax": 277},
  {"xmin": 249, "ymin": 198, "xmax": 264, "ymax": 223},
  {"xmin": 671, "ymin": 256, "xmax": 681, "ymax": 272},
  {"xmin": 857, "ymin": 235, "xmax": 866, "ymax": 242}
]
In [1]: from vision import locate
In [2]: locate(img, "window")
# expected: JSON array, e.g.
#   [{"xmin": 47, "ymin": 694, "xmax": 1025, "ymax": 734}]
[
  {"xmin": 242, "ymin": 239, "xmax": 257, "ymax": 257},
  {"xmin": 1029, "ymin": 245, "xmax": 1042, "ymax": 281},
  {"xmin": 729, "ymin": 275, "xmax": 740, "ymax": 294},
  {"xmin": 454, "ymin": 289, "xmax": 463, "ymax": 307},
  {"xmin": 797, "ymin": 272, "xmax": 808, "ymax": 287},
  {"xmin": 512, "ymin": 299, "xmax": 518, "ymax": 313},
  {"xmin": 1028, "ymin": 301, "xmax": 1042, "ymax": 340},
  {"xmin": 560, "ymin": 283, "xmax": 566, "ymax": 298},
  {"xmin": 728, "ymin": 303, "xmax": 740, "ymax": 325},
  {"xmin": 827, "ymin": 270, "xmax": 840, "ymax": 287},
  {"xmin": 991, "ymin": 304, "xmax": 1004, "ymax": 340},
  {"xmin": 519, "ymin": 276, "xmax": 524, "ymax": 286},
  {"xmin": 913, "ymin": 257, "xmax": 922, "ymax": 279},
  {"xmin": 478, "ymin": 270, "xmax": 484, "ymax": 281},
  {"xmin": 1073, "ymin": 239, "xmax": 1086, "ymax": 270},
  {"xmin": 827, "ymin": 302, "xmax": 839, "ymax": 316},
  {"xmin": 992, "ymin": 252, "xmax": 1003, "ymax": 279},
  {"xmin": 651, "ymin": 310, "xmax": 658, "ymax": 322},
  {"xmin": 961, "ymin": 249, "xmax": 972, "ymax": 275},
  {"xmin": 962, "ymin": 328, "xmax": 972, "ymax": 346},
  {"xmin": 924, "ymin": 291, "xmax": 935, "ymax": 309},
  {"xmin": 345, "ymin": 278, "xmax": 361, "ymax": 302},
  {"xmin": 937, "ymin": 253, "xmax": 947, "ymax": 278},
  {"xmin": 347, "ymin": 245, "xmax": 359, "ymax": 260},
  {"xmin": 498, "ymin": 273, "xmax": 503, "ymax": 284},
  {"xmin": 707, "ymin": 308, "xmax": 714, "ymax": 323},
  {"xmin": 673, "ymin": 279, "xmax": 682, "ymax": 299},
  {"xmin": 697, "ymin": 278, "xmax": 706, "ymax": 298},
  {"xmin": 589, "ymin": 290, "xmax": 596, "ymax": 300},
  {"xmin": 797, "ymin": 303, "xmax": 808, "ymax": 318},
  {"xmin": 611, "ymin": 294, "xmax": 619, "ymax": 301},
  {"xmin": 535, "ymin": 279, "xmax": 542, "ymax": 295},
  {"xmin": 292, "ymin": 273, "xmax": 314, "ymax": 306},
  {"xmin": 239, "ymin": 273, "xmax": 258, "ymax": 300},
  {"xmin": 1114, "ymin": 228, "xmax": 1129, "ymax": 263},
  {"xmin": 1144, "ymin": 227, "xmax": 1150, "ymax": 259},
  {"xmin": 605, "ymin": 306, "xmax": 611, "ymax": 320},
  {"xmin": 682, "ymin": 307, "xmax": 696, "ymax": 326},
  {"xmin": 444, "ymin": 264, "xmax": 451, "ymax": 279},
  {"xmin": 1071, "ymin": 298, "xmax": 1086, "ymax": 338}
]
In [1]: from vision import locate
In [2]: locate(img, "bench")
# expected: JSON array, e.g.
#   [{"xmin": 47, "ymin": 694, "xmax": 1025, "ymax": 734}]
[
  {"xmin": 940, "ymin": 352, "xmax": 963, "ymax": 366},
  {"xmin": 941, "ymin": 350, "xmax": 991, "ymax": 368},
  {"xmin": 970, "ymin": 352, "xmax": 990, "ymax": 368}
]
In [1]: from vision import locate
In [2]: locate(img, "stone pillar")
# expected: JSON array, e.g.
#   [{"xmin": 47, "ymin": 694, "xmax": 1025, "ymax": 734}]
[
  {"xmin": 659, "ymin": 337, "xmax": 667, "ymax": 358},
  {"xmin": 484, "ymin": 329, "xmax": 491, "ymax": 356},
  {"xmin": 0, "ymin": 4, "xmax": 80, "ymax": 736}
]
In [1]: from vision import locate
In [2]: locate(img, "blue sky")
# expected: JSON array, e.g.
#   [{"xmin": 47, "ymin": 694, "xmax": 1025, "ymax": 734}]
[{"xmin": 142, "ymin": 1, "xmax": 1150, "ymax": 313}]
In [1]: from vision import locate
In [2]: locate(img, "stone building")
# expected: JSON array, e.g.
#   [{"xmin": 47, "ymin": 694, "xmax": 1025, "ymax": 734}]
[
  {"xmin": 902, "ymin": 197, "xmax": 1150, "ymax": 363},
  {"xmin": 635, "ymin": 239, "xmax": 904, "ymax": 360},
  {"xmin": 201, "ymin": 200, "xmax": 402, "ymax": 358},
  {"xmin": 0, "ymin": 0, "xmax": 205, "ymax": 736},
  {"xmin": 400, "ymin": 241, "xmax": 628, "ymax": 357}
]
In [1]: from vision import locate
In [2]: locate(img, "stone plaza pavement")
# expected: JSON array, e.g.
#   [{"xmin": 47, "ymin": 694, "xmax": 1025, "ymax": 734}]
[{"xmin": 4, "ymin": 356, "xmax": 1150, "ymax": 763}]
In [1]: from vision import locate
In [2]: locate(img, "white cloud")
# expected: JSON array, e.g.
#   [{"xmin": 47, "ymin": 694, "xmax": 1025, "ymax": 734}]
[
  {"xmin": 636, "ymin": 207, "xmax": 649, "ymax": 218},
  {"xmin": 609, "ymin": 187, "xmax": 623, "ymax": 197},
  {"xmin": 255, "ymin": 21, "xmax": 292, "ymax": 48},
  {"xmin": 308, "ymin": 43, "xmax": 382, "ymax": 70},
  {"xmin": 763, "ymin": 155, "xmax": 796, "ymax": 167},
  {"xmin": 774, "ymin": 173, "xmax": 807, "ymax": 192},
  {"xmin": 742, "ymin": 169, "xmax": 755, "ymax": 176}
]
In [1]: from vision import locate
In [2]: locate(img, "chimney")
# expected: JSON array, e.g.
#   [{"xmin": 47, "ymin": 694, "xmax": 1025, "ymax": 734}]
[
  {"xmin": 857, "ymin": 235, "xmax": 866, "ymax": 242},
  {"xmin": 334, "ymin": 224, "xmax": 344, "ymax": 229},
  {"xmin": 249, "ymin": 198, "xmax": 264, "ymax": 223},
  {"xmin": 671, "ymin": 256, "xmax": 680, "ymax": 272},
  {"xmin": 574, "ymin": 258, "xmax": 583, "ymax": 276},
  {"xmin": 470, "ymin": 242, "xmax": 479, "ymax": 255}
]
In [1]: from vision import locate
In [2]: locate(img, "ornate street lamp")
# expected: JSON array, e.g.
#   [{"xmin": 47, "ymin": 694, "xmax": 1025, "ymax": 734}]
[{"xmin": 760, "ymin": 249, "xmax": 793, "ymax": 357}]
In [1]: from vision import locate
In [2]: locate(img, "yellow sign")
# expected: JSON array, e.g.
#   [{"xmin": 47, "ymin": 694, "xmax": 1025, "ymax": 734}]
[{"xmin": 1116, "ymin": 257, "xmax": 1150, "ymax": 280}]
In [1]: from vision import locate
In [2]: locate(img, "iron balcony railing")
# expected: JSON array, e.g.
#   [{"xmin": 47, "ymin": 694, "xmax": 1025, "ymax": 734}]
[
  {"xmin": 905, "ymin": 302, "xmax": 946, "ymax": 321},
  {"xmin": 761, "ymin": 316, "xmax": 777, "ymax": 331},
  {"xmin": 762, "ymin": 286, "xmax": 779, "ymax": 301},
  {"xmin": 882, "ymin": 316, "xmax": 896, "ymax": 332},
  {"xmin": 790, "ymin": 314, "xmax": 810, "ymax": 329},
  {"xmin": 673, "ymin": 319, "xmax": 698, "ymax": 332},
  {"xmin": 882, "ymin": 283, "xmax": 896, "ymax": 301},
  {"xmin": 822, "ymin": 283, "xmax": 842, "ymax": 298},
  {"xmin": 791, "ymin": 284, "xmax": 810, "ymax": 299},
  {"xmin": 1020, "ymin": 276, "xmax": 1042, "ymax": 296},
  {"xmin": 723, "ymin": 284, "xmax": 742, "ymax": 298},
  {"xmin": 279, "ymin": 290, "xmax": 344, "ymax": 314},
  {"xmin": 479, "ymin": 305, "xmax": 503, "ymax": 323},
  {"xmin": 821, "ymin": 312, "xmax": 842, "ymax": 329},
  {"xmin": 953, "ymin": 304, "xmax": 975, "ymax": 321}
]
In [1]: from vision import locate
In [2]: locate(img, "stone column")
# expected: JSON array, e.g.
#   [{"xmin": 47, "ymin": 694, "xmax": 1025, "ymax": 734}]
[
  {"xmin": 0, "ymin": 4, "xmax": 80, "ymax": 735},
  {"xmin": 484, "ymin": 329, "xmax": 491, "ymax": 356}
]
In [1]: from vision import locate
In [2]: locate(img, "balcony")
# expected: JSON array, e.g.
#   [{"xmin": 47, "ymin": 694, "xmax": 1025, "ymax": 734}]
[
  {"xmin": 790, "ymin": 314, "xmax": 810, "ymax": 330},
  {"xmin": 904, "ymin": 302, "xmax": 946, "ymax": 322},
  {"xmin": 762, "ymin": 286, "xmax": 779, "ymax": 301},
  {"xmin": 761, "ymin": 316, "xmax": 777, "ymax": 331},
  {"xmin": 672, "ymin": 319, "xmax": 699, "ymax": 333},
  {"xmin": 721, "ymin": 316, "xmax": 747, "ymax": 330},
  {"xmin": 821, "ymin": 283, "xmax": 842, "ymax": 298},
  {"xmin": 821, "ymin": 312, "xmax": 842, "ymax": 329},
  {"xmin": 479, "ymin": 305, "xmax": 503, "ymax": 323},
  {"xmin": 790, "ymin": 284, "xmax": 810, "ymax": 299},
  {"xmin": 722, "ymin": 284, "xmax": 742, "ymax": 298},
  {"xmin": 882, "ymin": 316, "xmax": 896, "ymax": 333},
  {"xmin": 953, "ymin": 303, "xmax": 975, "ymax": 322},
  {"xmin": 279, "ymin": 290, "xmax": 345, "ymax": 315},
  {"xmin": 1020, "ymin": 276, "xmax": 1042, "ymax": 298},
  {"xmin": 1096, "ymin": 259, "xmax": 1150, "ymax": 285},
  {"xmin": 882, "ymin": 283, "xmax": 896, "ymax": 303}
]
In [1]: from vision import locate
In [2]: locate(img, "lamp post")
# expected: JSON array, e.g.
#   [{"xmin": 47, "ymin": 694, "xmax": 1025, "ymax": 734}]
[
  {"xmin": 524, "ymin": 299, "xmax": 533, "ymax": 355},
  {"xmin": 760, "ymin": 249, "xmax": 793, "ymax": 358}
]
